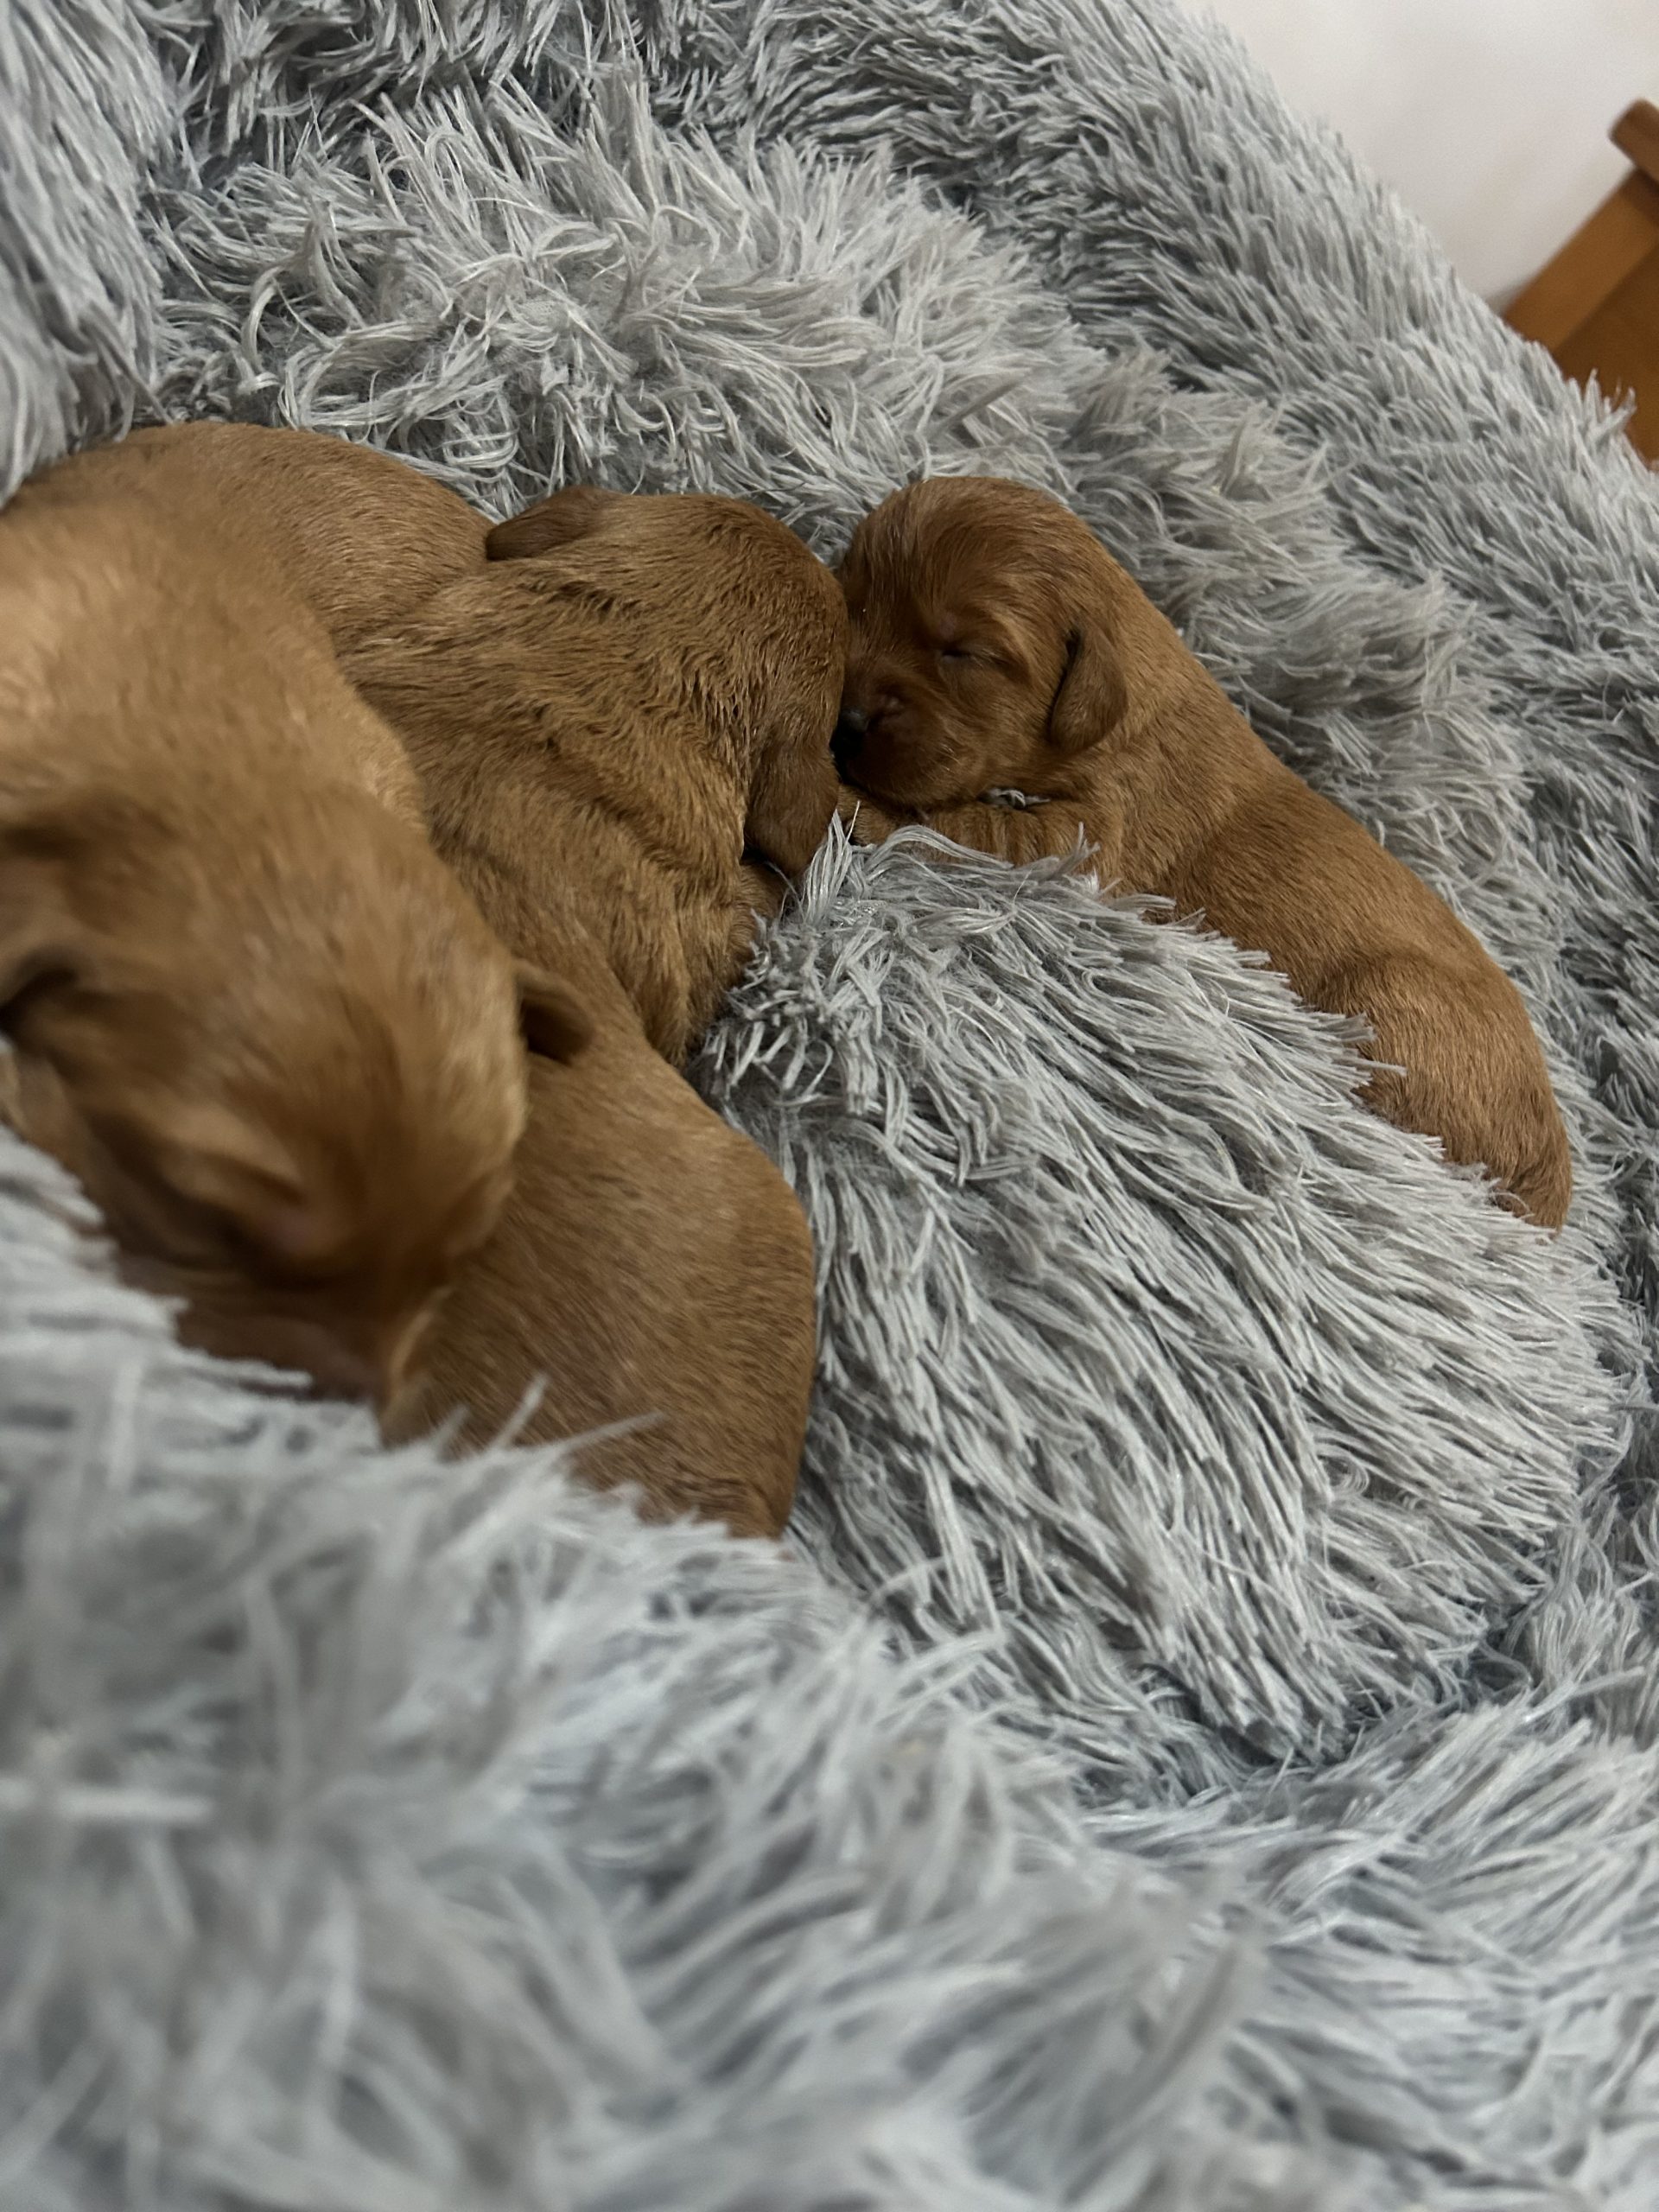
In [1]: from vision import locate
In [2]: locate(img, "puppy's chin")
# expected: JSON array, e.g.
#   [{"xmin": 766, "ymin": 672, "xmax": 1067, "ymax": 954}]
[
  {"xmin": 836, "ymin": 702, "xmax": 1019, "ymax": 810},
  {"xmin": 838, "ymin": 747, "xmax": 995, "ymax": 812}
]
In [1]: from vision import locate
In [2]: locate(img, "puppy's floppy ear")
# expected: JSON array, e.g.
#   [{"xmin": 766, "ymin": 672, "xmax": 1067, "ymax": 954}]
[
  {"xmin": 746, "ymin": 737, "xmax": 841, "ymax": 881},
  {"xmin": 0, "ymin": 855, "xmax": 87, "ymax": 1038},
  {"xmin": 514, "ymin": 963, "xmax": 592, "ymax": 1063},
  {"xmin": 745, "ymin": 591, "xmax": 848, "ymax": 879},
  {"xmin": 0, "ymin": 923, "xmax": 80, "ymax": 1032},
  {"xmin": 486, "ymin": 486, "xmax": 621, "ymax": 563},
  {"xmin": 1046, "ymin": 618, "xmax": 1128, "ymax": 756}
]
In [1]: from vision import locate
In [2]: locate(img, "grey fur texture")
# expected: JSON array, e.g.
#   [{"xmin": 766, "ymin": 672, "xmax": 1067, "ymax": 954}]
[{"xmin": 2, "ymin": 2, "xmax": 1658, "ymax": 2204}]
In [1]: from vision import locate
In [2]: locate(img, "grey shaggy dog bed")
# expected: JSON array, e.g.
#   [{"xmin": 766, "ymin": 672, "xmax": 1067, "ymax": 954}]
[{"xmin": 3, "ymin": 2, "xmax": 1659, "ymax": 2206}]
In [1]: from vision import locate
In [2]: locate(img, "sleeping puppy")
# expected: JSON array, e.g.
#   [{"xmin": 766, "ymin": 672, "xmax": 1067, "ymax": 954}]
[
  {"xmin": 345, "ymin": 485, "xmax": 847, "ymax": 1533},
  {"xmin": 346, "ymin": 485, "xmax": 847, "ymax": 1063},
  {"xmin": 0, "ymin": 434, "xmax": 585, "ymax": 1402},
  {"xmin": 835, "ymin": 475, "xmax": 1571, "ymax": 1229}
]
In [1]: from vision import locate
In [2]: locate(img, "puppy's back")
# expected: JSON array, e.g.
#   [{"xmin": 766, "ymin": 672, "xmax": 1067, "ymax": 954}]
[{"xmin": 14, "ymin": 422, "xmax": 488, "ymax": 654}]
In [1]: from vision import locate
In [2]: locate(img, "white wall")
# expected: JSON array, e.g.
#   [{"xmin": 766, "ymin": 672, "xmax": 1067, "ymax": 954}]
[{"xmin": 1178, "ymin": 0, "xmax": 1659, "ymax": 301}]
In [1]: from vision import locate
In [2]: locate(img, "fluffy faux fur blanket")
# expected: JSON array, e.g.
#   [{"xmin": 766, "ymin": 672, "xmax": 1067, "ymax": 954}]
[{"xmin": 3, "ymin": 3, "xmax": 1658, "ymax": 2206}]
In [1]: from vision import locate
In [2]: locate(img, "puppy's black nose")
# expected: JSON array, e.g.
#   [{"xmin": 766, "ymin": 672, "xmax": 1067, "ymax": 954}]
[{"xmin": 832, "ymin": 707, "xmax": 868, "ymax": 772}]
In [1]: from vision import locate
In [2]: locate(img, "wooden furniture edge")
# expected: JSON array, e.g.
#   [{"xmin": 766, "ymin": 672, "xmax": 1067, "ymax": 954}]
[
  {"xmin": 1504, "ymin": 169, "xmax": 1659, "ymax": 352},
  {"xmin": 1611, "ymin": 98, "xmax": 1659, "ymax": 188}
]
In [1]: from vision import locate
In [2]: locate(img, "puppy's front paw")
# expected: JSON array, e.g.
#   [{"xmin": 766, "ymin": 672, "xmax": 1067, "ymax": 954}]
[{"xmin": 836, "ymin": 786, "xmax": 904, "ymax": 844}]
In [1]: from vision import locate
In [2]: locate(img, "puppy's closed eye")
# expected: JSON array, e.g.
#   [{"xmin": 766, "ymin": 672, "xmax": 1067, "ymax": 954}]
[
  {"xmin": 105, "ymin": 1100, "xmax": 333, "ymax": 1276},
  {"xmin": 1046, "ymin": 618, "xmax": 1128, "ymax": 755}
]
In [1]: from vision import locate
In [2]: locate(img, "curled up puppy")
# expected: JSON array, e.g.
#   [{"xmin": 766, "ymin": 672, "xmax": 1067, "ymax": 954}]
[
  {"xmin": 0, "ymin": 432, "xmax": 585, "ymax": 1402},
  {"xmin": 835, "ymin": 475, "xmax": 1571, "ymax": 1229},
  {"xmin": 352, "ymin": 482, "xmax": 847, "ymax": 1063},
  {"xmin": 338, "ymin": 480, "xmax": 848, "ymax": 1534}
]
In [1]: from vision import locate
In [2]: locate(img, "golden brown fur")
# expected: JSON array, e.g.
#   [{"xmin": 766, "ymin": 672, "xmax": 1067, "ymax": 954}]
[
  {"xmin": 836, "ymin": 475, "xmax": 1571, "ymax": 1228},
  {"xmin": 335, "ymin": 481, "xmax": 847, "ymax": 1534},
  {"xmin": 168, "ymin": 437, "xmax": 843, "ymax": 1530},
  {"xmin": 72, "ymin": 420, "xmax": 494, "ymax": 652},
  {"xmin": 387, "ymin": 927, "xmax": 817, "ymax": 1537},
  {"xmin": 0, "ymin": 427, "xmax": 572, "ymax": 1400},
  {"xmin": 348, "ymin": 485, "xmax": 847, "ymax": 1063}
]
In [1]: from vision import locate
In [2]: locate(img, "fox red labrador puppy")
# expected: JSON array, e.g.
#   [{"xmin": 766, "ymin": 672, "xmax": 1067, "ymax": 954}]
[
  {"xmin": 0, "ymin": 427, "xmax": 584, "ymax": 1402},
  {"xmin": 355, "ymin": 482, "xmax": 845, "ymax": 1062},
  {"xmin": 88, "ymin": 428, "xmax": 840, "ymax": 1533},
  {"xmin": 346, "ymin": 481, "xmax": 847, "ymax": 1532},
  {"xmin": 835, "ymin": 475, "xmax": 1570, "ymax": 1228},
  {"xmin": 126, "ymin": 432, "xmax": 833, "ymax": 1536}
]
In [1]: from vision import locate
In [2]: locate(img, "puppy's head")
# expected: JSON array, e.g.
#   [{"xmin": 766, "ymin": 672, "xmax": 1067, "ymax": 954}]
[
  {"xmin": 835, "ymin": 476, "xmax": 1139, "ymax": 808},
  {"xmin": 488, "ymin": 486, "xmax": 847, "ymax": 877},
  {"xmin": 0, "ymin": 800, "xmax": 587, "ymax": 1402}
]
